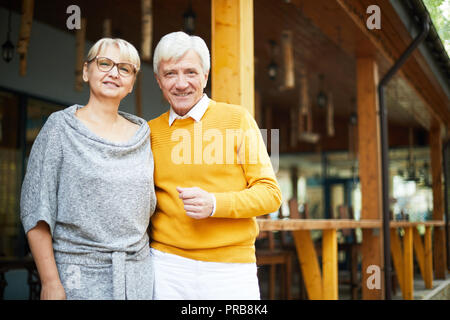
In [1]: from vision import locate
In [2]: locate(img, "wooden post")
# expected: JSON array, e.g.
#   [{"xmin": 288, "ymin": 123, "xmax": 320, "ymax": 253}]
[
  {"xmin": 293, "ymin": 230, "xmax": 323, "ymax": 299},
  {"xmin": 403, "ymin": 227, "xmax": 414, "ymax": 300},
  {"xmin": 322, "ymin": 229, "xmax": 338, "ymax": 300},
  {"xmin": 424, "ymin": 226, "xmax": 433, "ymax": 288},
  {"xmin": 299, "ymin": 70, "xmax": 310, "ymax": 135},
  {"xmin": 17, "ymin": 0, "xmax": 34, "ymax": 76},
  {"xmin": 281, "ymin": 30, "xmax": 295, "ymax": 90},
  {"xmin": 413, "ymin": 226, "xmax": 433, "ymax": 289},
  {"xmin": 290, "ymin": 106, "xmax": 298, "ymax": 148},
  {"xmin": 255, "ymin": 90, "xmax": 262, "ymax": 127},
  {"xmin": 211, "ymin": 0, "xmax": 254, "ymax": 116},
  {"xmin": 135, "ymin": 72, "xmax": 142, "ymax": 117},
  {"xmin": 290, "ymin": 166, "xmax": 298, "ymax": 201},
  {"xmin": 264, "ymin": 105, "xmax": 271, "ymax": 153},
  {"xmin": 102, "ymin": 19, "xmax": 112, "ymax": 38},
  {"xmin": 75, "ymin": 18, "xmax": 87, "ymax": 92},
  {"xmin": 298, "ymin": 70, "xmax": 319, "ymax": 143},
  {"xmin": 326, "ymin": 92, "xmax": 334, "ymax": 137},
  {"xmin": 357, "ymin": 56, "xmax": 384, "ymax": 299},
  {"xmin": 430, "ymin": 122, "xmax": 447, "ymax": 279},
  {"xmin": 413, "ymin": 228, "xmax": 425, "ymax": 285},
  {"xmin": 390, "ymin": 228, "xmax": 404, "ymax": 294},
  {"xmin": 141, "ymin": 0, "xmax": 153, "ymax": 62}
]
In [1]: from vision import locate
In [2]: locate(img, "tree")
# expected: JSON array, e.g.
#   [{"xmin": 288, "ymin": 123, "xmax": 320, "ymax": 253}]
[{"xmin": 422, "ymin": 0, "xmax": 450, "ymax": 54}]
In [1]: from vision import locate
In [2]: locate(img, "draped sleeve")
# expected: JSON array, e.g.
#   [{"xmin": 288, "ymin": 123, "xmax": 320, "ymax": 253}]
[{"xmin": 20, "ymin": 113, "xmax": 62, "ymax": 236}]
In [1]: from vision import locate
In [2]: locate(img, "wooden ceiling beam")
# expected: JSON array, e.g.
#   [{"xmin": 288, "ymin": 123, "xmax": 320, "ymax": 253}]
[{"xmin": 336, "ymin": 0, "xmax": 450, "ymax": 129}]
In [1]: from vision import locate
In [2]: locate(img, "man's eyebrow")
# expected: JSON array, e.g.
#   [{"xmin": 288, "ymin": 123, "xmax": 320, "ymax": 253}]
[{"xmin": 162, "ymin": 68, "xmax": 175, "ymax": 74}]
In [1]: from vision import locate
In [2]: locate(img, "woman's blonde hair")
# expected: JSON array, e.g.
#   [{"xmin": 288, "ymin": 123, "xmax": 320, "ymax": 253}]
[{"xmin": 86, "ymin": 38, "xmax": 141, "ymax": 73}]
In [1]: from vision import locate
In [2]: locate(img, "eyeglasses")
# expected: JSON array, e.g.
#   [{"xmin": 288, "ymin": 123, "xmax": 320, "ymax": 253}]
[{"xmin": 87, "ymin": 56, "xmax": 137, "ymax": 77}]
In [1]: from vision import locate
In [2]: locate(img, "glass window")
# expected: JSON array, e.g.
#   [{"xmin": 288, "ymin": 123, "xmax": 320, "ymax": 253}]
[
  {"xmin": 0, "ymin": 90, "xmax": 63, "ymax": 258},
  {"xmin": 0, "ymin": 91, "xmax": 20, "ymax": 257},
  {"xmin": 25, "ymin": 98, "xmax": 62, "ymax": 161}
]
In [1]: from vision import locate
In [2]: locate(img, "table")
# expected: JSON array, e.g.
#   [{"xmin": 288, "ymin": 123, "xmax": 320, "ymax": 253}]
[{"xmin": 256, "ymin": 218, "xmax": 445, "ymax": 300}]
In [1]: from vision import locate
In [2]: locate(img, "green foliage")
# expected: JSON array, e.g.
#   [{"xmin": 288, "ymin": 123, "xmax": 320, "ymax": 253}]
[{"xmin": 422, "ymin": 0, "xmax": 450, "ymax": 54}]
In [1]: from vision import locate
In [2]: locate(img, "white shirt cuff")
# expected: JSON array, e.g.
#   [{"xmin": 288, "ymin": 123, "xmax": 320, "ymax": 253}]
[{"xmin": 210, "ymin": 194, "xmax": 216, "ymax": 217}]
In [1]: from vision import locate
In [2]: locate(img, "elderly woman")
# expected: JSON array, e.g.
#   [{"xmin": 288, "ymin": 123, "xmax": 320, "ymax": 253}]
[{"xmin": 20, "ymin": 38, "xmax": 156, "ymax": 300}]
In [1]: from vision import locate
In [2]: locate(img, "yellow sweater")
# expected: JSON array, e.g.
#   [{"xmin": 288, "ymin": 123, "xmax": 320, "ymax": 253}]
[{"xmin": 148, "ymin": 100, "xmax": 282, "ymax": 263}]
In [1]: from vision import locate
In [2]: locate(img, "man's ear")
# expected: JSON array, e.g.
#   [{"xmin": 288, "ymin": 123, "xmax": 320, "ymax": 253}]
[
  {"xmin": 203, "ymin": 70, "xmax": 209, "ymax": 89},
  {"xmin": 154, "ymin": 73, "xmax": 162, "ymax": 90}
]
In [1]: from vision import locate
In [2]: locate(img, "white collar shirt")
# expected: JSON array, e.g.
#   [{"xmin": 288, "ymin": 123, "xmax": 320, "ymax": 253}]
[{"xmin": 168, "ymin": 94, "xmax": 210, "ymax": 127}]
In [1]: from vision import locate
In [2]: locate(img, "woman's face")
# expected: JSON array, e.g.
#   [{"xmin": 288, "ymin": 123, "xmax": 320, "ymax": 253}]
[{"xmin": 83, "ymin": 45, "xmax": 136, "ymax": 102}]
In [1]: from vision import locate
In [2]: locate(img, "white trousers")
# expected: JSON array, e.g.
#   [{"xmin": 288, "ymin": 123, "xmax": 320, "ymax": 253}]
[{"xmin": 151, "ymin": 248, "xmax": 260, "ymax": 300}]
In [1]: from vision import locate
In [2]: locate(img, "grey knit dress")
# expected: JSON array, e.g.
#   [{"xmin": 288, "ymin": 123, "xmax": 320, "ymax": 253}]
[{"xmin": 20, "ymin": 105, "xmax": 156, "ymax": 300}]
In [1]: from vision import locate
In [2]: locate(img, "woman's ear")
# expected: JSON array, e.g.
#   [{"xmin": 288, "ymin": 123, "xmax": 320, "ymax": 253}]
[
  {"xmin": 82, "ymin": 62, "xmax": 89, "ymax": 82},
  {"xmin": 129, "ymin": 74, "xmax": 138, "ymax": 93}
]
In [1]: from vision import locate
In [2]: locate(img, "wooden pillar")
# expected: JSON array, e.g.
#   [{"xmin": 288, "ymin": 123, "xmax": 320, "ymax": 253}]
[
  {"xmin": 293, "ymin": 230, "xmax": 323, "ymax": 299},
  {"xmin": 211, "ymin": 0, "xmax": 254, "ymax": 116},
  {"xmin": 413, "ymin": 227, "xmax": 433, "ymax": 289},
  {"xmin": 322, "ymin": 229, "xmax": 338, "ymax": 300},
  {"xmin": 255, "ymin": 90, "xmax": 262, "ymax": 127},
  {"xmin": 141, "ymin": 0, "xmax": 153, "ymax": 62},
  {"xmin": 102, "ymin": 19, "xmax": 112, "ymax": 38},
  {"xmin": 290, "ymin": 166, "xmax": 298, "ymax": 200},
  {"xmin": 390, "ymin": 228, "xmax": 404, "ymax": 293},
  {"xmin": 430, "ymin": 122, "xmax": 447, "ymax": 279},
  {"xmin": 356, "ymin": 56, "xmax": 384, "ymax": 299},
  {"xmin": 403, "ymin": 227, "xmax": 414, "ymax": 300},
  {"xmin": 281, "ymin": 30, "xmax": 295, "ymax": 90},
  {"xmin": 424, "ymin": 227, "xmax": 433, "ymax": 288},
  {"xmin": 135, "ymin": 72, "xmax": 143, "ymax": 117},
  {"xmin": 17, "ymin": 0, "xmax": 34, "ymax": 76},
  {"xmin": 75, "ymin": 18, "xmax": 87, "ymax": 92}
]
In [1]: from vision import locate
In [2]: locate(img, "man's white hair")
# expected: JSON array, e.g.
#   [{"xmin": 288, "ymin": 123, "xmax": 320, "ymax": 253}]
[{"xmin": 153, "ymin": 31, "xmax": 210, "ymax": 75}]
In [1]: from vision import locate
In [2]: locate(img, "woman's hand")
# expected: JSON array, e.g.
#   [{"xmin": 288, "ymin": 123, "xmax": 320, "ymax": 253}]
[
  {"xmin": 27, "ymin": 221, "xmax": 66, "ymax": 300},
  {"xmin": 40, "ymin": 280, "xmax": 66, "ymax": 300}
]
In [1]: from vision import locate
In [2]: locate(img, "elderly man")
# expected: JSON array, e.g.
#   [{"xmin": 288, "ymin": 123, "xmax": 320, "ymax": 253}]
[{"xmin": 148, "ymin": 31, "xmax": 282, "ymax": 300}]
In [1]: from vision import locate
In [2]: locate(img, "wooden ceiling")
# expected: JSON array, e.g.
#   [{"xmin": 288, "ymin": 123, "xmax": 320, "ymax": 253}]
[{"xmin": 1, "ymin": 0, "xmax": 433, "ymax": 152}]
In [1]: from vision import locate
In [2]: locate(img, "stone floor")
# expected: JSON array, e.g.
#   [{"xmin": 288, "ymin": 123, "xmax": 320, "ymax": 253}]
[{"xmin": 392, "ymin": 277, "xmax": 450, "ymax": 300}]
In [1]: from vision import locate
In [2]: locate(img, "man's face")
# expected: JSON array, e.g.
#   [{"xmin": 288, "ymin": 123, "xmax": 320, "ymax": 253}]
[{"xmin": 156, "ymin": 49, "xmax": 209, "ymax": 116}]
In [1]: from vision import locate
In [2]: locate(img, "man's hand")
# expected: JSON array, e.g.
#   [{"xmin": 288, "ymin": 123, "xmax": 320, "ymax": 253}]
[{"xmin": 176, "ymin": 187, "xmax": 214, "ymax": 219}]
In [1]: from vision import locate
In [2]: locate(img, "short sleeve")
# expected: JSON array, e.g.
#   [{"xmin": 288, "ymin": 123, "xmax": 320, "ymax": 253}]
[{"xmin": 20, "ymin": 113, "xmax": 62, "ymax": 236}]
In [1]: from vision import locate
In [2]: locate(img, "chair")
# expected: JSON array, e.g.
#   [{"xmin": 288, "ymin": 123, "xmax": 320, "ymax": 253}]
[
  {"xmin": 0, "ymin": 256, "xmax": 40, "ymax": 300},
  {"xmin": 285, "ymin": 199, "xmax": 362, "ymax": 299},
  {"xmin": 279, "ymin": 198, "xmax": 310, "ymax": 300},
  {"xmin": 336, "ymin": 205, "xmax": 361, "ymax": 299},
  {"xmin": 255, "ymin": 213, "xmax": 293, "ymax": 300}
]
